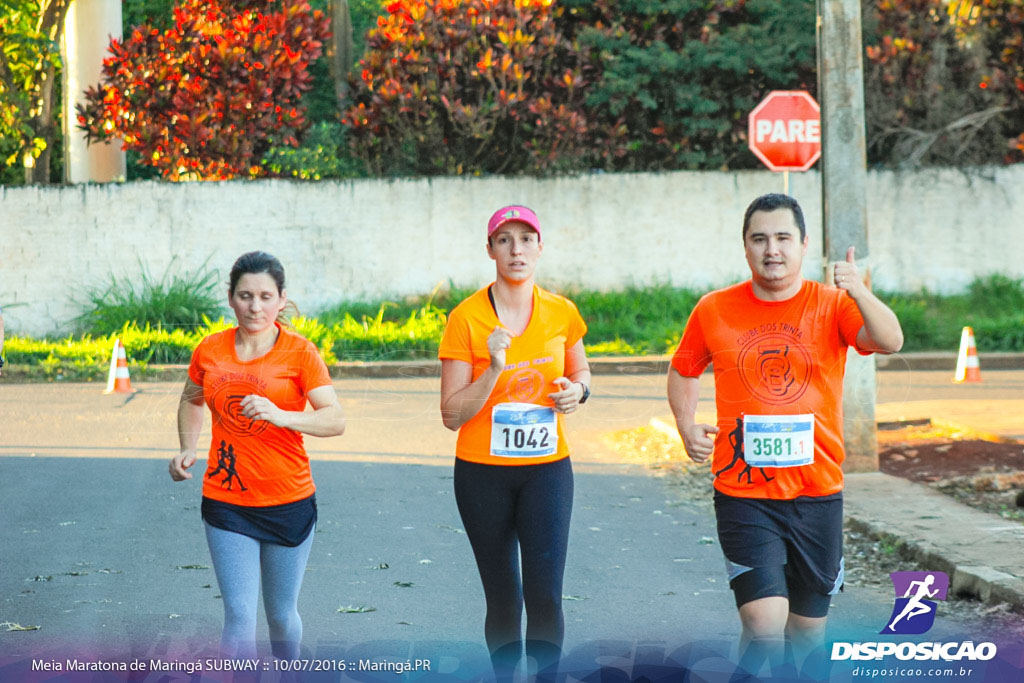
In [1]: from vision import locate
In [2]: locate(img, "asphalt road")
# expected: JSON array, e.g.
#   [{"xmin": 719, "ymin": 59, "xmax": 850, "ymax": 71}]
[{"xmin": 2, "ymin": 370, "xmax": 1021, "ymax": 679}]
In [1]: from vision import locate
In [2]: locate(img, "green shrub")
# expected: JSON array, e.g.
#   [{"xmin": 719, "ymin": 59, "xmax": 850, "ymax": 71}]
[
  {"xmin": 262, "ymin": 122, "xmax": 367, "ymax": 180},
  {"xmin": 75, "ymin": 259, "xmax": 224, "ymax": 335},
  {"xmin": 966, "ymin": 275, "xmax": 1024, "ymax": 316},
  {"xmin": 119, "ymin": 318, "xmax": 233, "ymax": 364},
  {"xmin": 5, "ymin": 334, "xmax": 121, "ymax": 381},
  {"xmin": 328, "ymin": 303, "xmax": 448, "ymax": 361},
  {"xmin": 8, "ymin": 278, "xmax": 1024, "ymax": 383},
  {"xmin": 316, "ymin": 284, "xmax": 476, "ymax": 328},
  {"xmin": 585, "ymin": 339, "xmax": 641, "ymax": 356},
  {"xmin": 570, "ymin": 284, "xmax": 701, "ymax": 355},
  {"xmin": 290, "ymin": 316, "xmax": 340, "ymax": 364}
]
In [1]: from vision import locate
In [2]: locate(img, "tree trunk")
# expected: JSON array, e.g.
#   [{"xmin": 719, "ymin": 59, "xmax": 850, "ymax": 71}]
[
  {"xmin": 328, "ymin": 0, "xmax": 353, "ymax": 110},
  {"xmin": 21, "ymin": 0, "xmax": 72, "ymax": 184},
  {"xmin": 25, "ymin": 60, "xmax": 58, "ymax": 184}
]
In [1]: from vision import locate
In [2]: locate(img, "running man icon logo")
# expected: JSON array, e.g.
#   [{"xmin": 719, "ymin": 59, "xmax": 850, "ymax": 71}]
[{"xmin": 881, "ymin": 571, "xmax": 949, "ymax": 635}]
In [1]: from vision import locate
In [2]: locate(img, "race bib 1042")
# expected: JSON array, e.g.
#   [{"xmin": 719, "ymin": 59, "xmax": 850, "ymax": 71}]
[
  {"xmin": 742, "ymin": 413, "xmax": 815, "ymax": 468},
  {"xmin": 490, "ymin": 403, "xmax": 558, "ymax": 458}
]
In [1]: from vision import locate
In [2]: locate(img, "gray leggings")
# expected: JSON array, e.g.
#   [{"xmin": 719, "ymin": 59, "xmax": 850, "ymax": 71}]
[{"xmin": 204, "ymin": 522, "xmax": 314, "ymax": 659}]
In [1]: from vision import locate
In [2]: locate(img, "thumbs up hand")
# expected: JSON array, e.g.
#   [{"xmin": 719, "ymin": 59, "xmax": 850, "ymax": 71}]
[{"xmin": 832, "ymin": 246, "xmax": 866, "ymax": 300}]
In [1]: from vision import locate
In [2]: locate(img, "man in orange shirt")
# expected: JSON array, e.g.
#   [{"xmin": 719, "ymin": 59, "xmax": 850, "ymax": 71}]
[{"xmin": 667, "ymin": 194, "xmax": 903, "ymax": 676}]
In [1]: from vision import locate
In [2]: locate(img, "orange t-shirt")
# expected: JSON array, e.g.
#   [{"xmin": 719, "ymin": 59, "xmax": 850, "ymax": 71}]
[
  {"xmin": 672, "ymin": 280, "xmax": 869, "ymax": 500},
  {"xmin": 188, "ymin": 324, "xmax": 333, "ymax": 506},
  {"xmin": 439, "ymin": 285, "xmax": 587, "ymax": 466}
]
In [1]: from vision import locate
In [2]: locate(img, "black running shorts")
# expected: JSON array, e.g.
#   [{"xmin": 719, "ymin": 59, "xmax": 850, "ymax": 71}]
[{"xmin": 714, "ymin": 490, "xmax": 844, "ymax": 618}]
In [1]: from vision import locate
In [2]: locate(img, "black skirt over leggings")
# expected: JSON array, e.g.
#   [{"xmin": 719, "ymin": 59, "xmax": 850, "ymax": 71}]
[{"xmin": 454, "ymin": 457, "xmax": 574, "ymax": 681}]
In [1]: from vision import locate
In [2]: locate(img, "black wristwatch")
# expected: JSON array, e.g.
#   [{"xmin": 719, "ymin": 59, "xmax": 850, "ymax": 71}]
[{"xmin": 576, "ymin": 381, "xmax": 590, "ymax": 404}]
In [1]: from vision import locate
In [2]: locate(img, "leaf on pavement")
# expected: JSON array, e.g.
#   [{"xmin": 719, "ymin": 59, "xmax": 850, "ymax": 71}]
[
  {"xmin": 2, "ymin": 622, "xmax": 41, "ymax": 631},
  {"xmin": 337, "ymin": 605, "xmax": 377, "ymax": 614}
]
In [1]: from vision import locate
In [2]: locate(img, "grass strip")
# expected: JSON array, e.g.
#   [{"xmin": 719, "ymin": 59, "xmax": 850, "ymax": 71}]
[{"xmin": 4, "ymin": 276, "xmax": 1022, "ymax": 382}]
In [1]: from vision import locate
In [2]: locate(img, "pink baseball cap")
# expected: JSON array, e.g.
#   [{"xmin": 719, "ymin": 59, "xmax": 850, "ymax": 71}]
[{"xmin": 487, "ymin": 205, "xmax": 541, "ymax": 240}]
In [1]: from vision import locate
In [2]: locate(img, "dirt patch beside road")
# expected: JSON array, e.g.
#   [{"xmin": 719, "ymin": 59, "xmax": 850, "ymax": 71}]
[{"xmin": 879, "ymin": 420, "xmax": 1024, "ymax": 524}]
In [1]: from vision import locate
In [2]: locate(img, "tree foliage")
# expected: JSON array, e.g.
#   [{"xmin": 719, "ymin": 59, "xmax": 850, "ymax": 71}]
[
  {"xmin": 345, "ymin": 0, "xmax": 818, "ymax": 175},
  {"xmin": 559, "ymin": 0, "xmax": 817, "ymax": 171},
  {"xmin": 343, "ymin": 0, "xmax": 593, "ymax": 175},
  {"xmin": 262, "ymin": 120, "xmax": 366, "ymax": 177},
  {"xmin": 863, "ymin": 0, "xmax": 1022, "ymax": 167},
  {"xmin": 78, "ymin": 0, "xmax": 330, "ymax": 180},
  {"xmin": 7, "ymin": 0, "xmax": 1021, "ymax": 185},
  {"xmin": 346, "ymin": 0, "xmax": 1021, "ymax": 175},
  {"xmin": 0, "ymin": 0, "xmax": 70, "ymax": 184},
  {"xmin": 975, "ymin": 0, "xmax": 1024, "ymax": 161}
]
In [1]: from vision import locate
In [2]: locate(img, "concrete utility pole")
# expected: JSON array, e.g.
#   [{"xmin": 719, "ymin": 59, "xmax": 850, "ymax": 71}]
[
  {"xmin": 817, "ymin": 0, "xmax": 877, "ymax": 471},
  {"xmin": 62, "ymin": 0, "xmax": 126, "ymax": 183}
]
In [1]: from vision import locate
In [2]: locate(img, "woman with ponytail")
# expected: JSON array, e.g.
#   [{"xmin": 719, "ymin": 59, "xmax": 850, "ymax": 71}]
[{"xmin": 169, "ymin": 251, "xmax": 345, "ymax": 660}]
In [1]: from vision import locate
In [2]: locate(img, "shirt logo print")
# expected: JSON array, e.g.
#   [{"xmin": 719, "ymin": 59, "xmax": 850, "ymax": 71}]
[
  {"xmin": 737, "ymin": 332, "xmax": 812, "ymax": 404},
  {"xmin": 506, "ymin": 367, "xmax": 545, "ymax": 403},
  {"xmin": 212, "ymin": 380, "xmax": 270, "ymax": 437}
]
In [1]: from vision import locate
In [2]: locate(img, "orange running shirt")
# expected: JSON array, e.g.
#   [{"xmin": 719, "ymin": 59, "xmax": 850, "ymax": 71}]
[
  {"xmin": 672, "ymin": 280, "xmax": 868, "ymax": 500},
  {"xmin": 188, "ymin": 323, "xmax": 333, "ymax": 506},
  {"xmin": 439, "ymin": 285, "xmax": 587, "ymax": 466}
]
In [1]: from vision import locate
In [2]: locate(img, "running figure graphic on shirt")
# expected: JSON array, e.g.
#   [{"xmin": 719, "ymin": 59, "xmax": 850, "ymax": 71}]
[
  {"xmin": 207, "ymin": 440, "xmax": 248, "ymax": 491},
  {"xmin": 715, "ymin": 418, "xmax": 775, "ymax": 484}
]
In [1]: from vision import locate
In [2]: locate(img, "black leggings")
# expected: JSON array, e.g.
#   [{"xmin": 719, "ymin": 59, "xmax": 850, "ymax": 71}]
[{"xmin": 454, "ymin": 457, "xmax": 574, "ymax": 681}]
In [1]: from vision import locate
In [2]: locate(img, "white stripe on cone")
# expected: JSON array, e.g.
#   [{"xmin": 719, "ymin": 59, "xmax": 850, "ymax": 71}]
[
  {"xmin": 953, "ymin": 326, "xmax": 981, "ymax": 383},
  {"xmin": 104, "ymin": 339, "xmax": 120, "ymax": 393},
  {"xmin": 104, "ymin": 338, "xmax": 134, "ymax": 393}
]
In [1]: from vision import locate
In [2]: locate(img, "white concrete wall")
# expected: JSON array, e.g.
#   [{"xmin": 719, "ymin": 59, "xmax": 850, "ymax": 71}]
[{"xmin": 1, "ymin": 166, "xmax": 1022, "ymax": 337}]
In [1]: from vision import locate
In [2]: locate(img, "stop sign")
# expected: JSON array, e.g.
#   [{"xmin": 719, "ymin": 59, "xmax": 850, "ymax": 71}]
[{"xmin": 748, "ymin": 91, "xmax": 821, "ymax": 172}]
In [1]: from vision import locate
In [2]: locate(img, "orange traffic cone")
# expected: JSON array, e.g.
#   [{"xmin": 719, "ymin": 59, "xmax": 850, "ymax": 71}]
[
  {"xmin": 953, "ymin": 326, "xmax": 981, "ymax": 383},
  {"xmin": 104, "ymin": 338, "xmax": 135, "ymax": 393}
]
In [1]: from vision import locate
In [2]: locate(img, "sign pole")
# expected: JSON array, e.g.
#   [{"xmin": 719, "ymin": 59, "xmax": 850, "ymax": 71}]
[{"xmin": 783, "ymin": 171, "xmax": 790, "ymax": 196}]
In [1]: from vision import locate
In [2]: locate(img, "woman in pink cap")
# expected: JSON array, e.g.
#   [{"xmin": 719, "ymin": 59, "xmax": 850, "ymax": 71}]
[{"xmin": 438, "ymin": 205, "xmax": 592, "ymax": 681}]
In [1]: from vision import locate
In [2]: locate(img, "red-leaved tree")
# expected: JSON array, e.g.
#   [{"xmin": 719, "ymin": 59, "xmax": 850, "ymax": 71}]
[
  {"xmin": 975, "ymin": 0, "xmax": 1024, "ymax": 162},
  {"xmin": 863, "ymin": 0, "xmax": 1023, "ymax": 166},
  {"xmin": 343, "ymin": 0, "xmax": 592, "ymax": 176},
  {"xmin": 77, "ymin": 0, "xmax": 329, "ymax": 180}
]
